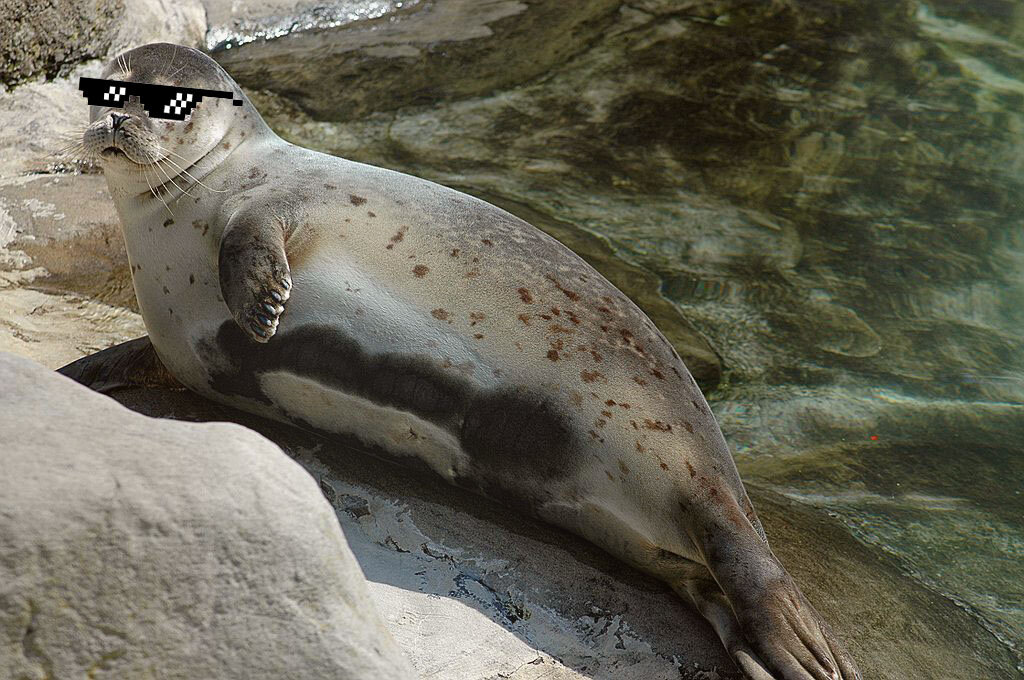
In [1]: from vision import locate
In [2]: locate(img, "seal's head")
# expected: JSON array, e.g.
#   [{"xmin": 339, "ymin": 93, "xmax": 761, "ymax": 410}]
[{"xmin": 81, "ymin": 43, "xmax": 261, "ymax": 194}]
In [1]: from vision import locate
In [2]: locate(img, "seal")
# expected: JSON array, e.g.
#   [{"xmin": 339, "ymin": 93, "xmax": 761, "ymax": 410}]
[{"xmin": 63, "ymin": 43, "xmax": 859, "ymax": 680}]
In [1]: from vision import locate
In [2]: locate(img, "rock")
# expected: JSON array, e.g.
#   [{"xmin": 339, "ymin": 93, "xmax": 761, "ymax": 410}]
[
  {"xmin": 0, "ymin": 0, "xmax": 205, "ymax": 90},
  {"xmin": 210, "ymin": 0, "xmax": 623, "ymax": 121},
  {"xmin": 0, "ymin": 351, "xmax": 415, "ymax": 679},
  {"xmin": 68, "ymin": 377, "xmax": 1022, "ymax": 680}
]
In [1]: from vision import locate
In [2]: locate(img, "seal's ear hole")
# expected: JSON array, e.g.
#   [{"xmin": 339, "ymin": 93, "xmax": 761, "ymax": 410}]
[{"xmin": 144, "ymin": 91, "xmax": 200, "ymax": 121}]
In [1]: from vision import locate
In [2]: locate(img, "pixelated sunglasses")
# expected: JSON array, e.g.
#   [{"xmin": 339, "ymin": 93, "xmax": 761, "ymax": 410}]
[{"xmin": 79, "ymin": 77, "xmax": 243, "ymax": 121}]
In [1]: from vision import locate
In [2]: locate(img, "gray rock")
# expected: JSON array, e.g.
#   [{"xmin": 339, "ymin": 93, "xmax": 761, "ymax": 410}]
[
  {"xmin": 0, "ymin": 351, "xmax": 415, "ymax": 679},
  {"xmin": 74, "ymin": 377, "xmax": 1022, "ymax": 680},
  {"xmin": 0, "ymin": 0, "xmax": 205, "ymax": 90}
]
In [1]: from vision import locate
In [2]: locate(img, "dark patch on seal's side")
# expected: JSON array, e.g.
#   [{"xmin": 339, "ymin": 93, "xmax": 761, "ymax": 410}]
[
  {"xmin": 197, "ymin": 321, "xmax": 583, "ymax": 502},
  {"xmin": 350, "ymin": 194, "xmax": 367, "ymax": 206}
]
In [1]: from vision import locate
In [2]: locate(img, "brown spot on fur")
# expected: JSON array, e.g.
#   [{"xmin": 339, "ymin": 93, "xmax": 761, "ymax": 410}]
[
  {"xmin": 469, "ymin": 312, "xmax": 485, "ymax": 325},
  {"xmin": 413, "ymin": 264, "xmax": 429, "ymax": 278},
  {"xmin": 660, "ymin": 462, "xmax": 669, "ymax": 471},
  {"xmin": 597, "ymin": 306, "xmax": 612, "ymax": 314},
  {"xmin": 517, "ymin": 288, "xmax": 533, "ymax": 303},
  {"xmin": 350, "ymin": 194, "xmax": 367, "ymax": 206},
  {"xmin": 465, "ymin": 269, "xmax": 480, "ymax": 278},
  {"xmin": 567, "ymin": 311, "xmax": 581, "ymax": 325},
  {"xmin": 546, "ymin": 349, "xmax": 559, "ymax": 361},
  {"xmin": 545, "ymin": 274, "xmax": 580, "ymax": 301},
  {"xmin": 431, "ymin": 308, "xmax": 449, "ymax": 321},
  {"xmin": 367, "ymin": 211, "xmax": 376, "ymax": 218},
  {"xmin": 549, "ymin": 323, "xmax": 574, "ymax": 334},
  {"xmin": 581, "ymin": 370, "xmax": 605, "ymax": 384},
  {"xmin": 620, "ymin": 403, "xmax": 631, "ymax": 409},
  {"xmin": 601, "ymin": 410, "xmax": 613, "ymax": 419},
  {"xmin": 550, "ymin": 339, "xmax": 564, "ymax": 352},
  {"xmin": 605, "ymin": 399, "xmax": 616, "ymax": 406},
  {"xmin": 324, "ymin": 183, "xmax": 337, "ymax": 190},
  {"xmin": 386, "ymin": 226, "xmax": 407, "ymax": 250},
  {"xmin": 600, "ymin": 325, "xmax": 609, "ymax": 333},
  {"xmin": 571, "ymin": 391, "xmax": 583, "ymax": 406},
  {"xmin": 633, "ymin": 376, "xmax": 648, "ymax": 386},
  {"xmin": 590, "ymin": 350, "xmax": 603, "ymax": 362},
  {"xmin": 686, "ymin": 461, "xmax": 696, "ymax": 478},
  {"xmin": 620, "ymin": 329, "xmax": 644, "ymax": 353},
  {"xmin": 636, "ymin": 441, "xmax": 645, "ymax": 452},
  {"xmin": 221, "ymin": 140, "xmax": 231, "ymax": 150},
  {"xmin": 618, "ymin": 460, "xmax": 630, "ymax": 475},
  {"xmin": 517, "ymin": 314, "xmax": 531, "ymax": 325},
  {"xmin": 651, "ymin": 369, "xmax": 665, "ymax": 380},
  {"xmin": 596, "ymin": 419, "xmax": 606, "ymax": 428},
  {"xmin": 474, "ymin": 333, "xmax": 484, "ymax": 339},
  {"xmin": 192, "ymin": 220, "xmax": 209, "ymax": 236},
  {"xmin": 540, "ymin": 314, "xmax": 552, "ymax": 321},
  {"xmin": 631, "ymin": 420, "xmax": 639, "ymax": 430},
  {"xmin": 643, "ymin": 419, "xmax": 672, "ymax": 432},
  {"xmin": 451, "ymin": 248, "xmax": 460, "ymax": 257},
  {"xmin": 550, "ymin": 307, "xmax": 560, "ymax": 316},
  {"xmin": 189, "ymin": 274, "xmax": 195, "ymax": 285},
  {"xmin": 683, "ymin": 421, "xmax": 694, "ymax": 433},
  {"xmin": 163, "ymin": 218, "xmax": 173, "ymax": 227},
  {"xmin": 481, "ymin": 239, "xmax": 493, "ymax": 246},
  {"xmin": 184, "ymin": 121, "xmax": 194, "ymax": 133}
]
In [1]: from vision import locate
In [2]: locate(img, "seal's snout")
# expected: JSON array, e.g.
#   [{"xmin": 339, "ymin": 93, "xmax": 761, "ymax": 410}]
[{"xmin": 110, "ymin": 113, "xmax": 130, "ymax": 131}]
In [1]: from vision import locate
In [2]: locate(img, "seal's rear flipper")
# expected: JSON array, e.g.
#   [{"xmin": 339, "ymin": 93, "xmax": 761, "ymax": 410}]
[{"xmin": 58, "ymin": 336, "xmax": 185, "ymax": 394}]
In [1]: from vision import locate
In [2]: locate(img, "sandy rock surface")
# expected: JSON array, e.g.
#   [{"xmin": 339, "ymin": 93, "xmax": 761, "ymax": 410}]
[{"xmin": 0, "ymin": 351, "xmax": 414, "ymax": 679}]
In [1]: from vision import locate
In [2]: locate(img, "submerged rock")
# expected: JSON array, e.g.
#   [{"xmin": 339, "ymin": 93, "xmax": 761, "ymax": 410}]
[{"xmin": 0, "ymin": 351, "xmax": 414, "ymax": 679}]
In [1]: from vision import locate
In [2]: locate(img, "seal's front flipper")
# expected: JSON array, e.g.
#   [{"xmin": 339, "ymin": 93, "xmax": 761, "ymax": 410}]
[
  {"xmin": 218, "ymin": 211, "xmax": 292, "ymax": 344},
  {"xmin": 58, "ymin": 336, "xmax": 185, "ymax": 394}
]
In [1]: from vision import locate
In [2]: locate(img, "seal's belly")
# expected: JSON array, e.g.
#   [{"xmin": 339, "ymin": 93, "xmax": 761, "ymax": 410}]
[{"xmin": 258, "ymin": 371, "xmax": 468, "ymax": 480}]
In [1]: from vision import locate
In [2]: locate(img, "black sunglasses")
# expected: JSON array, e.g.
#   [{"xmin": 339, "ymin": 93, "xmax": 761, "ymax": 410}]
[{"xmin": 79, "ymin": 77, "xmax": 243, "ymax": 121}]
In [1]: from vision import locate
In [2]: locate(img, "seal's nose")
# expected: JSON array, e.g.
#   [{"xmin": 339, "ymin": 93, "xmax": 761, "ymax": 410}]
[{"xmin": 110, "ymin": 113, "xmax": 130, "ymax": 131}]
